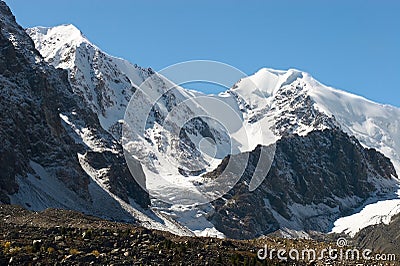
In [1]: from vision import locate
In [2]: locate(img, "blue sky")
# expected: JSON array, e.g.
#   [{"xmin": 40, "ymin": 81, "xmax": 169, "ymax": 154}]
[{"xmin": 5, "ymin": 0, "xmax": 400, "ymax": 107}]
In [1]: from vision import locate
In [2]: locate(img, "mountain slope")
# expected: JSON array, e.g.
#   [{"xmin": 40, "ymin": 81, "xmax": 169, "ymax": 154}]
[
  {"xmin": 208, "ymin": 129, "xmax": 397, "ymax": 239},
  {"xmin": 0, "ymin": 1, "xmax": 154, "ymax": 225},
  {"xmin": 26, "ymin": 24, "xmax": 151, "ymax": 138},
  {"xmin": 25, "ymin": 22, "xmax": 400, "ymax": 238},
  {"xmin": 0, "ymin": 2, "xmax": 89, "ymax": 206},
  {"xmin": 234, "ymin": 68, "xmax": 400, "ymax": 175}
]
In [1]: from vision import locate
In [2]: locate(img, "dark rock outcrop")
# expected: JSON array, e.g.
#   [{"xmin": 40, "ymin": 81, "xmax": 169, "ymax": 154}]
[{"xmin": 208, "ymin": 129, "xmax": 397, "ymax": 239}]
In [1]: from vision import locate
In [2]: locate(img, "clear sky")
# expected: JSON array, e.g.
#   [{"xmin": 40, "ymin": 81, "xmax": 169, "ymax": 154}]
[{"xmin": 5, "ymin": 0, "xmax": 400, "ymax": 107}]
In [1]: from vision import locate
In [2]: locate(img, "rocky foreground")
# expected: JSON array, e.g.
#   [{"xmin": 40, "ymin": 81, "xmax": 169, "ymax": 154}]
[{"xmin": 1, "ymin": 205, "xmax": 397, "ymax": 266}]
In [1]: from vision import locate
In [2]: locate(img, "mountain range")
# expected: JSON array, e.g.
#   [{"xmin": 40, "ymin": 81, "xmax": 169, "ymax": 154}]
[{"xmin": 1, "ymin": 0, "xmax": 400, "ymax": 247}]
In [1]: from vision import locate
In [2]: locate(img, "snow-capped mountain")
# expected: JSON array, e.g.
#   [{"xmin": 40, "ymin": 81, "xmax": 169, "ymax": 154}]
[
  {"xmin": 0, "ymin": 2, "xmax": 203, "ymax": 237},
  {"xmin": 235, "ymin": 68, "xmax": 400, "ymax": 172},
  {"xmin": 0, "ymin": 5, "xmax": 397, "ymax": 239},
  {"xmin": 27, "ymin": 24, "xmax": 400, "ymax": 175},
  {"xmin": 230, "ymin": 70, "xmax": 400, "ymax": 237},
  {"xmin": 27, "ymin": 24, "xmax": 152, "ymax": 138}
]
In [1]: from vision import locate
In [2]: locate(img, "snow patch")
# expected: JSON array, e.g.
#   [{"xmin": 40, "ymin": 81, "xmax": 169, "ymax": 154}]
[{"xmin": 331, "ymin": 189, "xmax": 400, "ymax": 237}]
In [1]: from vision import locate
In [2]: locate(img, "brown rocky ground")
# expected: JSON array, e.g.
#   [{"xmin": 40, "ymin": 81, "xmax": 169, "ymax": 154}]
[{"xmin": 0, "ymin": 204, "xmax": 398, "ymax": 265}]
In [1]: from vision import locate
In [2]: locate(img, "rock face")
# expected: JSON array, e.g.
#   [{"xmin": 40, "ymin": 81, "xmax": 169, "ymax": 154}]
[
  {"xmin": 0, "ymin": 1, "xmax": 87, "ymax": 204},
  {"xmin": 0, "ymin": 1, "xmax": 149, "ymax": 217},
  {"xmin": 209, "ymin": 129, "xmax": 397, "ymax": 239}
]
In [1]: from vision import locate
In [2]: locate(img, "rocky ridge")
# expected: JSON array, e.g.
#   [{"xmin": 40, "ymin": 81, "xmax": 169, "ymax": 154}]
[{"xmin": 0, "ymin": 1, "xmax": 150, "ymax": 219}]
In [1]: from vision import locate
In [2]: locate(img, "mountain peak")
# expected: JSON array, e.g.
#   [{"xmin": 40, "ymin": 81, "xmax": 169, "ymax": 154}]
[
  {"xmin": 231, "ymin": 67, "xmax": 308, "ymax": 100},
  {"xmin": 26, "ymin": 24, "xmax": 91, "ymax": 60},
  {"xmin": 0, "ymin": 1, "xmax": 14, "ymax": 20},
  {"xmin": 29, "ymin": 24, "xmax": 87, "ymax": 43}
]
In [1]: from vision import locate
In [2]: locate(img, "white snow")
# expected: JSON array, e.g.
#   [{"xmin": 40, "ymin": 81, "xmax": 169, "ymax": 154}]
[
  {"xmin": 307, "ymin": 75, "xmax": 400, "ymax": 175},
  {"xmin": 28, "ymin": 25, "xmax": 148, "ymax": 138},
  {"xmin": 27, "ymin": 25, "xmax": 88, "ymax": 67},
  {"xmin": 78, "ymin": 153, "xmax": 195, "ymax": 236},
  {"xmin": 331, "ymin": 189, "xmax": 400, "ymax": 237},
  {"xmin": 10, "ymin": 161, "xmax": 90, "ymax": 211},
  {"xmin": 154, "ymin": 204, "xmax": 225, "ymax": 238},
  {"xmin": 59, "ymin": 113, "xmax": 116, "ymax": 153},
  {"xmin": 27, "ymin": 23, "xmax": 400, "ymax": 237}
]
